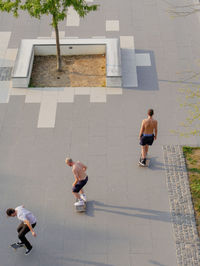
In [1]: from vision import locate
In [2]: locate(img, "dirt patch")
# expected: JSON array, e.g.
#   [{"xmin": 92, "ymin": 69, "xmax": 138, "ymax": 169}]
[{"xmin": 30, "ymin": 54, "xmax": 106, "ymax": 87}]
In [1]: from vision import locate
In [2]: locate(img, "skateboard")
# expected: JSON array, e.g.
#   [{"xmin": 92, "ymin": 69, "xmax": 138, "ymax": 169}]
[
  {"xmin": 75, "ymin": 201, "xmax": 86, "ymax": 212},
  {"xmin": 138, "ymin": 158, "xmax": 150, "ymax": 167},
  {"xmin": 10, "ymin": 243, "xmax": 24, "ymax": 250}
]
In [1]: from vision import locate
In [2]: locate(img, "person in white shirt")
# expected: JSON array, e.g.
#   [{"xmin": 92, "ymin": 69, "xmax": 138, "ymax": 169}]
[{"xmin": 6, "ymin": 205, "xmax": 37, "ymax": 255}]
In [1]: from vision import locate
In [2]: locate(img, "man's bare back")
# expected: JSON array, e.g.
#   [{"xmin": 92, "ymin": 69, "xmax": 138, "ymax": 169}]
[
  {"xmin": 141, "ymin": 117, "xmax": 157, "ymax": 137},
  {"xmin": 72, "ymin": 161, "xmax": 87, "ymax": 181}
]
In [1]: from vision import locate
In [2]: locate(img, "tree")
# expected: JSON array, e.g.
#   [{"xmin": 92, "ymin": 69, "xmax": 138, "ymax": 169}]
[{"xmin": 0, "ymin": 0, "xmax": 99, "ymax": 71}]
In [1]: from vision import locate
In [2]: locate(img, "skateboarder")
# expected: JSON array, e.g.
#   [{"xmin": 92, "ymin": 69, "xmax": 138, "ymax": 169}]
[
  {"xmin": 139, "ymin": 109, "xmax": 158, "ymax": 166},
  {"xmin": 6, "ymin": 205, "xmax": 37, "ymax": 255},
  {"xmin": 65, "ymin": 158, "xmax": 88, "ymax": 206}
]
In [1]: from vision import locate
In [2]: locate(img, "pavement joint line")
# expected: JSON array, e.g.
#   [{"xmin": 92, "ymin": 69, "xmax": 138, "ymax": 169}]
[{"xmin": 163, "ymin": 145, "xmax": 200, "ymax": 266}]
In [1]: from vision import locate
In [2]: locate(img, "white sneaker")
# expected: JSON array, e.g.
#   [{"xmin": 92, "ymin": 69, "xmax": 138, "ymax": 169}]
[
  {"xmin": 80, "ymin": 193, "xmax": 87, "ymax": 202},
  {"xmin": 74, "ymin": 199, "xmax": 84, "ymax": 206}
]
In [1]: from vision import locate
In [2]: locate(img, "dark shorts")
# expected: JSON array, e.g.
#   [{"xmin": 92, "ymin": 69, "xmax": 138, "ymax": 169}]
[
  {"xmin": 140, "ymin": 134, "xmax": 154, "ymax": 146},
  {"xmin": 72, "ymin": 176, "xmax": 88, "ymax": 193}
]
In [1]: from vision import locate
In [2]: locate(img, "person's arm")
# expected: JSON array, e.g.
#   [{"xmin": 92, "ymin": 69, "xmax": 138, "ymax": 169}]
[
  {"xmin": 24, "ymin": 219, "xmax": 36, "ymax": 237},
  {"xmin": 139, "ymin": 120, "xmax": 145, "ymax": 138},
  {"xmin": 80, "ymin": 162, "xmax": 87, "ymax": 171},
  {"xmin": 72, "ymin": 169, "xmax": 79, "ymax": 187},
  {"xmin": 154, "ymin": 121, "xmax": 158, "ymax": 140}
]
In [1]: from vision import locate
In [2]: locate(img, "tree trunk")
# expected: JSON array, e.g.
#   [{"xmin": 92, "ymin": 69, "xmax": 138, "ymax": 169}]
[{"xmin": 54, "ymin": 23, "xmax": 62, "ymax": 71}]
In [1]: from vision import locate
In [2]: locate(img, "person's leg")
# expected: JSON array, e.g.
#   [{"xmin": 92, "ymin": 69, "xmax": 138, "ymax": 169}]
[
  {"xmin": 72, "ymin": 191, "xmax": 81, "ymax": 200},
  {"xmin": 79, "ymin": 188, "xmax": 84, "ymax": 194},
  {"xmin": 18, "ymin": 224, "xmax": 32, "ymax": 250},
  {"xmin": 16, "ymin": 222, "xmax": 25, "ymax": 245},
  {"xmin": 145, "ymin": 145, "xmax": 149, "ymax": 157},
  {"xmin": 141, "ymin": 145, "xmax": 146, "ymax": 159},
  {"xmin": 73, "ymin": 178, "xmax": 88, "ymax": 205},
  {"xmin": 17, "ymin": 222, "xmax": 24, "ymax": 233},
  {"xmin": 18, "ymin": 223, "xmax": 36, "ymax": 251}
]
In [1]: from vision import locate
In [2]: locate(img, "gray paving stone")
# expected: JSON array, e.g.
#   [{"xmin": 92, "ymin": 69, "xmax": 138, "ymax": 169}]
[
  {"xmin": 0, "ymin": 67, "xmax": 12, "ymax": 81},
  {"xmin": 1, "ymin": 0, "xmax": 200, "ymax": 265}
]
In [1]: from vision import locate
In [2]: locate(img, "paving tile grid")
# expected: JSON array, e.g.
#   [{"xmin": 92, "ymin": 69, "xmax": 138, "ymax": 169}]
[{"xmin": 163, "ymin": 145, "xmax": 200, "ymax": 266}]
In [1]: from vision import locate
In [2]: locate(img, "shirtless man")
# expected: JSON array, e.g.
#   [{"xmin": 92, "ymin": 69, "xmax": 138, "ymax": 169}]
[
  {"xmin": 65, "ymin": 158, "xmax": 88, "ymax": 206},
  {"xmin": 139, "ymin": 109, "xmax": 158, "ymax": 166}
]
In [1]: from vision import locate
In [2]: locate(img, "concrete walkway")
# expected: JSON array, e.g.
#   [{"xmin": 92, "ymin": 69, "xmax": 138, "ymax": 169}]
[{"xmin": 0, "ymin": 0, "xmax": 200, "ymax": 265}]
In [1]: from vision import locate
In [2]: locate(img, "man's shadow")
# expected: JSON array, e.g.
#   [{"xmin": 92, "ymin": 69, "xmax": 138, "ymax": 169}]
[{"xmin": 85, "ymin": 200, "xmax": 171, "ymax": 223}]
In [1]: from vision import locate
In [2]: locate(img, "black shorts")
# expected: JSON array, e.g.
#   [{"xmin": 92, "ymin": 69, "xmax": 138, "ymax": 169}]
[
  {"xmin": 140, "ymin": 134, "xmax": 154, "ymax": 146},
  {"xmin": 72, "ymin": 176, "xmax": 88, "ymax": 193}
]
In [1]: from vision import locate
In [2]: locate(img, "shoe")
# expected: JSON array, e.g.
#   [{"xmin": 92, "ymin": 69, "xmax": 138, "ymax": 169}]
[
  {"xmin": 139, "ymin": 159, "xmax": 146, "ymax": 166},
  {"xmin": 80, "ymin": 193, "xmax": 87, "ymax": 202},
  {"xmin": 25, "ymin": 247, "xmax": 32, "ymax": 255},
  {"xmin": 74, "ymin": 199, "xmax": 84, "ymax": 206},
  {"xmin": 16, "ymin": 242, "xmax": 24, "ymax": 247}
]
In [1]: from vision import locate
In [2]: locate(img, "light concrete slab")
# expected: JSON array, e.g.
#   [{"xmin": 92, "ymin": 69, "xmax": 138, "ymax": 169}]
[
  {"xmin": 121, "ymin": 49, "xmax": 138, "ymax": 87},
  {"xmin": 4, "ymin": 48, "xmax": 18, "ymax": 61},
  {"xmin": 90, "ymin": 87, "xmax": 106, "ymax": 102},
  {"xmin": 0, "ymin": 32, "xmax": 11, "ymax": 57},
  {"xmin": 106, "ymin": 87, "xmax": 122, "ymax": 95},
  {"xmin": 37, "ymin": 95, "xmax": 57, "ymax": 128},
  {"xmin": 74, "ymin": 87, "xmax": 90, "ymax": 95},
  {"xmin": 10, "ymin": 87, "xmax": 27, "ymax": 96},
  {"xmin": 136, "ymin": 53, "xmax": 151, "ymax": 66},
  {"xmin": 0, "ymin": 81, "xmax": 10, "ymax": 103},
  {"xmin": 120, "ymin": 36, "xmax": 134, "ymax": 49},
  {"xmin": 58, "ymin": 87, "xmax": 74, "ymax": 102},
  {"xmin": 106, "ymin": 20, "xmax": 120, "ymax": 31},
  {"xmin": 25, "ymin": 89, "xmax": 42, "ymax": 103}
]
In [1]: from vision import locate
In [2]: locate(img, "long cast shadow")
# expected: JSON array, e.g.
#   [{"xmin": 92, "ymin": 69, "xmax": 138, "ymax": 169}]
[{"xmin": 86, "ymin": 200, "xmax": 171, "ymax": 223}]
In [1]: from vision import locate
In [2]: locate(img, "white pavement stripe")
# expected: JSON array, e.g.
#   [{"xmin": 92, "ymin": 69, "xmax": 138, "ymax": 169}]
[
  {"xmin": 136, "ymin": 53, "xmax": 151, "ymax": 66},
  {"xmin": 25, "ymin": 89, "xmax": 42, "ymax": 103},
  {"xmin": 74, "ymin": 87, "xmax": 90, "ymax": 95},
  {"xmin": 4, "ymin": 49, "xmax": 18, "ymax": 61},
  {"xmin": 37, "ymin": 95, "xmax": 57, "ymax": 128},
  {"xmin": 90, "ymin": 87, "xmax": 106, "ymax": 102},
  {"xmin": 58, "ymin": 87, "xmax": 74, "ymax": 102},
  {"xmin": 3, "ymin": 48, "xmax": 18, "ymax": 67},
  {"xmin": 120, "ymin": 36, "xmax": 134, "ymax": 49},
  {"xmin": 106, "ymin": 20, "xmax": 119, "ymax": 31},
  {"xmin": 66, "ymin": 7, "xmax": 80, "ymax": 26},
  {"xmin": 0, "ymin": 81, "xmax": 10, "ymax": 103},
  {"xmin": 0, "ymin": 32, "xmax": 11, "ymax": 58},
  {"xmin": 106, "ymin": 87, "xmax": 122, "ymax": 95},
  {"xmin": 10, "ymin": 87, "xmax": 27, "ymax": 96}
]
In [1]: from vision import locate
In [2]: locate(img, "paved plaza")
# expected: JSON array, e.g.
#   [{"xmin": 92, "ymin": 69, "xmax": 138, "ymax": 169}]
[{"xmin": 0, "ymin": 0, "xmax": 200, "ymax": 265}]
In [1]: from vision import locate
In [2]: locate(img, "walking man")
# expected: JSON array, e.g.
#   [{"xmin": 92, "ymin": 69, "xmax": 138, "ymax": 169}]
[
  {"xmin": 6, "ymin": 205, "xmax": 37, "ymax": 255},
  {"xmin": 139, "ymin": 109, "xmax": 158, "ymax": 166},
  {"xmin": 65, "ymin": 158, "xmax": 88, "ymax": 206}
]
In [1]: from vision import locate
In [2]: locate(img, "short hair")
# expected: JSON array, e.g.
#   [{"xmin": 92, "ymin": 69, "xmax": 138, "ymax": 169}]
[
  {"xmin": 65, "ymin": 158, "xmax": 73, "ymax": 164},
  {"xmin": 148, "ymin": 109, "xmax": 154, "ymax": 116},
  {"xmin": 6, "ymin": 208, "xmax": 15, "ymax": 216}
]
